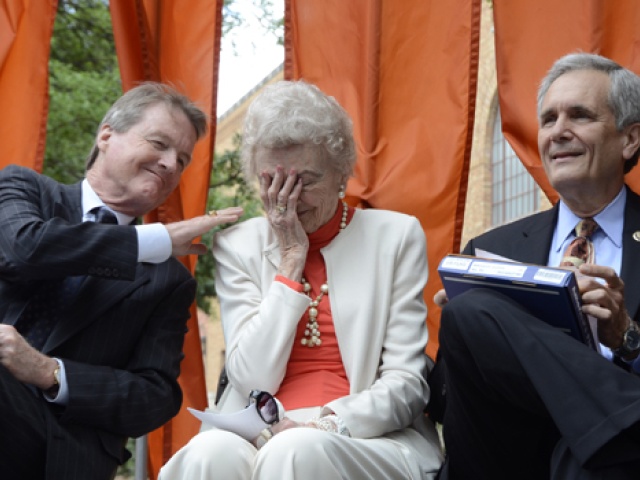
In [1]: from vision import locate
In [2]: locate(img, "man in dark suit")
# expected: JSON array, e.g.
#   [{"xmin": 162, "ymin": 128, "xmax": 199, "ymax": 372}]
[
  {"xmin": 0, "ymin": 83, "xmax": 243, "ymax": 479},
  {"xmin": 434, "ymin": 53, "xmax": 640, "ymax": 479}
]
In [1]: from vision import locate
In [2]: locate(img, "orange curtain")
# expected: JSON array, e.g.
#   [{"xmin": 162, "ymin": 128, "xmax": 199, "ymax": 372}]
[
  {"xmin": 0, "ymin": 0, "xmax": 58, "ymax": 171},
  {"xmin": 109, "ymin": 1, "xmax": 223, "ymax": 476},
  {"xmin": 493, "ymin": 0, "xmax": 640, "ymax": 201},
  {"xmin": 286, "ymin": 0, "xmax": 481, "ymax": 358}
]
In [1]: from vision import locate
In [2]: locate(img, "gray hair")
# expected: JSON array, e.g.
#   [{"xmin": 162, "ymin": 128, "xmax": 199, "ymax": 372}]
[
  {"xmin": 241, "ymin": 80, "xmax": 356, "ymax": 180},
  {"xmin": 537, "ymin": 53, "xmax": 640, "ymax": 173},
  {"xmin": 86, "ymin": 82, "xmax": 208, "ymax": 170}
]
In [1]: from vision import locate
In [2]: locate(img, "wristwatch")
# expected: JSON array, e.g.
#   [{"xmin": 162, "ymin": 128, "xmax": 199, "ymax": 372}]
[
  {"xmin": 44, "ymin": 361, "xmax": 61, "ymax": 397},
  {"xmin": 613, "ymin": 320, "xmax": 640, "ymax": 358},
  {"xmin": 52, "ymin": 363, "xmax": 61, "ymax": 387}
]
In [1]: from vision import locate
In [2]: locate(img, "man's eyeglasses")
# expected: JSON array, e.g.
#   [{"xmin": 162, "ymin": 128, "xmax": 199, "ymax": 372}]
[{"xmin": 248, "ymin": 390, "xmax": 280, "ymax": 425}]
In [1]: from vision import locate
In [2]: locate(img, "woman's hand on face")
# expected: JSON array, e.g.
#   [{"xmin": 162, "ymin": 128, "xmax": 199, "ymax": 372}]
[{"xmin": 260, "ymin": 166, "xmax": 309, "ymax": 279}]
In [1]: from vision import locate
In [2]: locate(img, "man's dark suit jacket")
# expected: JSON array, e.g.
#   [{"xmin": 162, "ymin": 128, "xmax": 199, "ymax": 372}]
[
  {"xmin": 428, "ymin": 186, "xmax": 640, "ymax": 424},
  {"xmin": 462, "ymin": 185, "xmax": 640, "ymax": 325},
  {"xmin": 0, "ymin": 165, "xmax": 195, "ymax": 477}
]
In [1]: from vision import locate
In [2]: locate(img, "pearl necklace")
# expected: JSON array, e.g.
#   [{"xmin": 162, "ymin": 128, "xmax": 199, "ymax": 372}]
[{"xmin": 300, "ymin": 201, "xmax": 349, "ymax": 347}]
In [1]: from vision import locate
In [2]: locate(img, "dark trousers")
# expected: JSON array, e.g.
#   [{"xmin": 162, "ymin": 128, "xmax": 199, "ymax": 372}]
[
  {"xmin": 0, "ymin": 365, "xmax": 119, "ymax": 480},
  {"xmin": 437, "ymin": 288, "xmax": 640, "ymax": 480}
]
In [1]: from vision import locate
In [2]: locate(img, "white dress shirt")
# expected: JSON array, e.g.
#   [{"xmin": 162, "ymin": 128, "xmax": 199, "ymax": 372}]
[{"xmin": 47, "ymin": 179, "xmax": 173, "ymax": 404}]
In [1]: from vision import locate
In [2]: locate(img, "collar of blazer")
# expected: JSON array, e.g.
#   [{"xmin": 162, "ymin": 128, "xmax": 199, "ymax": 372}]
[{"xmin": 621, "ymin": 186, "xmax": 640, "ymax": 321}]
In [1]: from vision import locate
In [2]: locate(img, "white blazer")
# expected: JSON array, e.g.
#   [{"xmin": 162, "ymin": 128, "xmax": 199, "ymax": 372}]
[{"xmin": 212, "ymin": 208, "xmax": 442, "ymax": 467}]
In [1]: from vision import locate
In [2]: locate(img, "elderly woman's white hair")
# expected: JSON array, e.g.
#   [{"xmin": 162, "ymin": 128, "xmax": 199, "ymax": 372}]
[{"xmin": 241, "ymin": 80, "xmax": 356, "ymax": 181}]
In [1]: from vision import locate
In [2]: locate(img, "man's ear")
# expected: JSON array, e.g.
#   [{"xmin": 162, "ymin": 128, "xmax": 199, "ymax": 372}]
[
  {"xmin": 622, "ymin": 123, "xmax": 640, "ymax": 161},
  {"xmin": 96, "ymin": 124, "xmax": 113, "ymax": 152}
]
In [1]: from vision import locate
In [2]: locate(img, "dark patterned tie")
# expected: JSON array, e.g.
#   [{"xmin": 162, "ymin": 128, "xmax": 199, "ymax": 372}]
[
  {"xmin": 91, "ymin": 206, "xmax": 118, "ymax": 225},
  {"xmin": 16, "ymin": 207, "xmax": 118, "ymax": 349},
  {"xmin": 559, "ymin": 218, "xmax": 598, "ymax": 267}
]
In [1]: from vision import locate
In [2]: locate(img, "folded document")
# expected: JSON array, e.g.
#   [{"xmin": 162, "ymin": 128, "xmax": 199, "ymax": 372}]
[{"xmin": 188, "ymin": 406, "xmax": 269, "ymax": 440}]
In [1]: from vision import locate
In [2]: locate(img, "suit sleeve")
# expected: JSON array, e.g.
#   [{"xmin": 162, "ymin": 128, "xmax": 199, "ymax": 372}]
[
  {"xmin": 213, "ymin": 226, "xmax": 310, "ymax": 396},
  {"xmin": 0, "ymin": 165, "xmax": 138, "ymax": 282},
  {"xmin": 56, "ymin": 264, "xmax": 195, "ymax": 438}
]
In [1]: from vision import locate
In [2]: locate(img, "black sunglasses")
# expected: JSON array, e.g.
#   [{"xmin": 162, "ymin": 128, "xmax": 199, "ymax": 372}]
[{"xmin": 247, "ymin": 390, "xmax": 280, "ymax": 425}]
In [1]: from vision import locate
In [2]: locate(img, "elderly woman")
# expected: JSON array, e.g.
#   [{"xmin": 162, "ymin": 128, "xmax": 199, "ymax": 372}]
[{"xmin": 160, "ymin": 81, "xmax": 443, "ymax": 479}]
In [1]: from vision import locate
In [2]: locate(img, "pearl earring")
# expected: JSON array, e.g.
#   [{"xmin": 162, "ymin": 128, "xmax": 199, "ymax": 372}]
[{"xmin": 338, "ymin": 186, "xmax": 345, "ymax": 199}]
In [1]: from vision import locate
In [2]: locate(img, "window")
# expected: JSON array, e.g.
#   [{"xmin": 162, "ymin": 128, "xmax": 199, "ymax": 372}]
[{"xmin": 491, "ymin": 109, "xmax": 539, "ymax": 225}]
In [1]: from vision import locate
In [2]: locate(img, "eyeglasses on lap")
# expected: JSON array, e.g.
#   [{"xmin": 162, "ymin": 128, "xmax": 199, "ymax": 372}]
[{"xmin": 248, "ymin": 390, "xmax": 280, "ymax": 425}]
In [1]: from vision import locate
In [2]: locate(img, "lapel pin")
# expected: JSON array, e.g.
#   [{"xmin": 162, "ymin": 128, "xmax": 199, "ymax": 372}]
[{"xmin": 633, "ymin": 231, "xmax": 640, "ymax": 242}]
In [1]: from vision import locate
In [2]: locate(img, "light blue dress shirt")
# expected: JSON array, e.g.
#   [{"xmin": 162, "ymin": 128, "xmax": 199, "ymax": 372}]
[{"xmin": 547, "ymin": 187, "xmax": 640, "ymax": 371}]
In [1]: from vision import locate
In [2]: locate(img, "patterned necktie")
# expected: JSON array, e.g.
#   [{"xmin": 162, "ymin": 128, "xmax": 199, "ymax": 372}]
[
  {"xmin": 91, "ymin": 206, "xmax": 118, "ymax": 225},
  {"xmin": 559, "ymin": 218, "xmax": 599, "ymax": 267},
  {"xmin": 16, "ymin": 207, "xmax": 118, "ymax": 349}
]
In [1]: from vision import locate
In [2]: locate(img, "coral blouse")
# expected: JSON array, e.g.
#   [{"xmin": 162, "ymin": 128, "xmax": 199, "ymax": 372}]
[{"xmin": 275, "ymin": 201, "xmax": 354, "ymax": 410}]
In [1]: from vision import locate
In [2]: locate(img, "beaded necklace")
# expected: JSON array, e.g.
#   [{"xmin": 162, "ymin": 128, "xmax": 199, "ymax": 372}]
[{"xmin": 300, "ymin": 201, "xmax": 349, "ymax": 347}]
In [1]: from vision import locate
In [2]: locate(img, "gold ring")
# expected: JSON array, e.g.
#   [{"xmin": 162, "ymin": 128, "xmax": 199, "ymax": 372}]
[
  {"xmin": 276, "ymin": 205, "xmax": 287, "ymax": 214},
  {"xmin": 208, "ymin": 209, "xmax": 217, "ymax": 217}
]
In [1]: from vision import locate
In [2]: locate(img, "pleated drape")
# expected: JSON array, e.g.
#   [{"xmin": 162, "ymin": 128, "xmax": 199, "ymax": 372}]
[
  {"xmin": 110, "ymin": 1, "xmax": 223, "ymax": 476},
  {"xmin": 494, "ymin": 0, "xmax": 640, "ymax": 201},
  {"xmin": 285, "ymin": 0, "xmax": 481, "ymax": 358},
  {"xmin": 0, "ymin": 0, "xmax": 57, "ymax": 171}
]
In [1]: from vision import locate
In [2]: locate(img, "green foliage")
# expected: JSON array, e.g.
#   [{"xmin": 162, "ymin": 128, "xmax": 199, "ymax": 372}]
[
  {"xmin": 195, "ymin": 134, "xmax": 263, "ymax": 313},
  {"xmin": 44, "ymin": 0, "xmax": 121, "ymax": 184},
  {"xmin": 52, "ymin": 0, "xmax": 115, "ymax": 71}
]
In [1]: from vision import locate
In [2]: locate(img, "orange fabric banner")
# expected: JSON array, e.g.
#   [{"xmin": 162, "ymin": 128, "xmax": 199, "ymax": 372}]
[
  {"xmin": 0, "ymin": 0, "xmax": 58, "ymax": 171},
  {"xmin": 494, "ymin": 0, "xmax": 640, "ymax": 201},
  {"xmin": 286, "ymin": 0, "xmax": 481, "ymax": 358},
  {"xmin": 109, "ymin": 0, "xmax": 223, "ymax": 476}
]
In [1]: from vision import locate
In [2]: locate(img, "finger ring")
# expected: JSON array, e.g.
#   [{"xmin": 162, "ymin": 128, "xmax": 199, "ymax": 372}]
[
  {"xmin": 208, "ymin": 209, "xmax": 217, "ymax": 217},
  {"xmin": 276, "ymin": 205, "xmax": 287, "ymax": 214}
]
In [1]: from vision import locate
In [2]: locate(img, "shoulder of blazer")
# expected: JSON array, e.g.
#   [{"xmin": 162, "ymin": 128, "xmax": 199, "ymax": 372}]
[
  {"xmin": 1, "ymin": 164, "xmax": 82, "ymax": 211},
  {"xmin": 214, "ymin": 216, "xmax": 277, "ymax": 257},
  {"xmin": 464, "ymin": 207, "xmax": 558, "ymax": 264},
  {"xmin": 215, "ymin": 216, "xmax": 271, "ymax": 243},
  {"xmin": 622, "ymin": 186, "xmax": 640, "ymax": 320},
  {"xmin": 338, "ymin": 208, "xmax": 422, "ymax": 241}
]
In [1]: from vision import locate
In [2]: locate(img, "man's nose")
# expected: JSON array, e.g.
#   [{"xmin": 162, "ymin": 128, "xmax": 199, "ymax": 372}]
[
  {"xmin": 549, "ymin": 115, "xmax": 572, "ymax": 141},
  {"xmin": 158, "ymin": 151, "xmax": 179, "ymax": 173}
]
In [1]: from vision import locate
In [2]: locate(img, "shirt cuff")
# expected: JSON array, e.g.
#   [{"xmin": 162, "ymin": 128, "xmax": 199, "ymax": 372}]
[
  {"xmin": 275, "ymin": 275, "xmax": 304, "ymax": 292},
  {"xmin": 135, "ymin": 223, "xmax": 172, "ymax": 263},
  {"xmin": 43, "ymin": 358, "xmax": 69, "ymax": 405}
]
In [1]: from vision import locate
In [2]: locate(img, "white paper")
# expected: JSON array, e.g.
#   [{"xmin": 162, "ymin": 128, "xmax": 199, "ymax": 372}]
[
  {"xmin": 474, "ymin": 248, "xmax": 518, "ymax": 262},
  {"xmin": 188, "ymin": 406, "xmax": 268, "ymax": 440}
]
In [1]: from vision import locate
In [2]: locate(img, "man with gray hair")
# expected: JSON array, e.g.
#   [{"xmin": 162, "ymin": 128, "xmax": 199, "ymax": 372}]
[
  {"xmin": 434, "ymin": 53, "xmax": 640, "ymax": 478},
  {"xmin": 0, "ymin": 83, "xmax": 243, "ymax": 479}
]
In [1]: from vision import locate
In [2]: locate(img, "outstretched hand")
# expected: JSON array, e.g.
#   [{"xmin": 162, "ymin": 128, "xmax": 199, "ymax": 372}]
[{"xmin": 165, "ymin": 206, "xmax": 244, "ymax": 257}]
